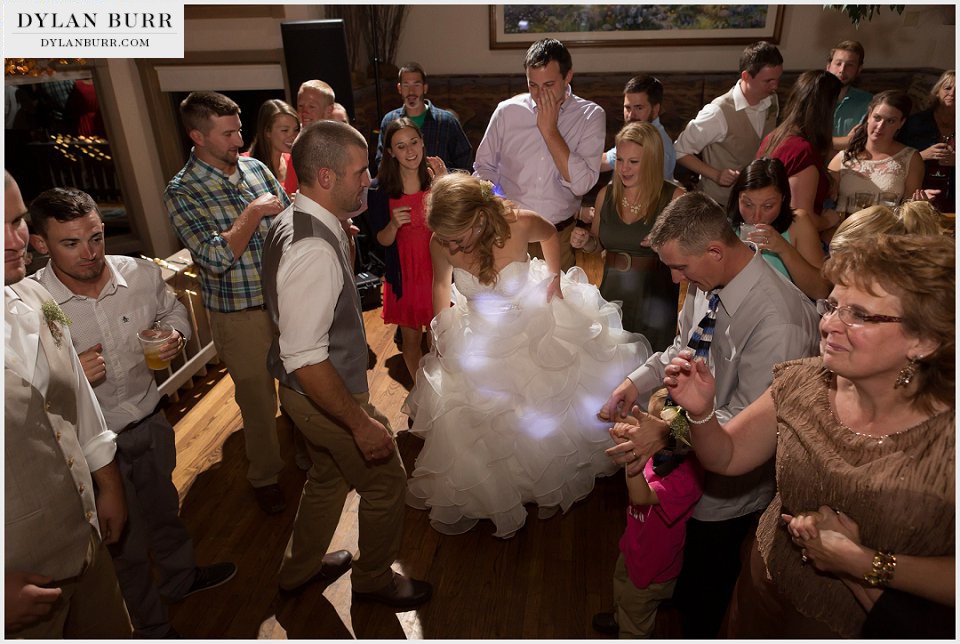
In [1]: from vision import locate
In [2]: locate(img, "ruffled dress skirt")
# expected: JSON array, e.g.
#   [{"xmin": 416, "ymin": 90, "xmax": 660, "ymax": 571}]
[{"xmin": 404, "ymin": 258, "xmax": 651, "ymax": 537}]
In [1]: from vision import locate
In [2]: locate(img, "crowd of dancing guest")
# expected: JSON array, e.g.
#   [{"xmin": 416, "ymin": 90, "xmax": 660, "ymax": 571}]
[
  {"xmin": 5, "ymin": 28, "xmax": 954, "ymax": 641},
  {"xmin": 643, "ymin": 235, "xmax": 954, "ymax": 638}
]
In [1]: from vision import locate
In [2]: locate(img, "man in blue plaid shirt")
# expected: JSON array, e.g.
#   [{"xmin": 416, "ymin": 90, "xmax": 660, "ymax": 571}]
[{"xmin": 163, "ymin": 91, "xmax": 290, "ymax": 514}]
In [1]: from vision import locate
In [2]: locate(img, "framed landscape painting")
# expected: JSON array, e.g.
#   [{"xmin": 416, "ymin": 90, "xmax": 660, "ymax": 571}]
[{"xmin": 489, "ymin": 5, "xmax": 784, "ymax": 49}]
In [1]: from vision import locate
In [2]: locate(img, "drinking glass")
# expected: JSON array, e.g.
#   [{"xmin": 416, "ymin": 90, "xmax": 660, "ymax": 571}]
[
  {"xmin": 137, "ymin": 323, "xmax": 175, "ymax": 371},
  {"xmin": 877, "ymin": 191, "xmax": 899, "ymax": 207},
  {"xmin": 853, "ymin": 192, "xmax": 875, "ymax": 211}
]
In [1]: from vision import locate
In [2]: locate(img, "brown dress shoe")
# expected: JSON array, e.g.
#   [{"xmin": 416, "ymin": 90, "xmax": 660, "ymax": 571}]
[
  {"xmin": 352, "ymin": 572, "xmax": 432, "ymax": 610},
  {"xmin": 253, "ymin": 484, "xmax": 286, "ymax": 514}
]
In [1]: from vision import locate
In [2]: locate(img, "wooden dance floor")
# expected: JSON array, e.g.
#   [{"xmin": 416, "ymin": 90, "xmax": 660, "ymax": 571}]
[{"xmin": 164, "ymin": 251, "xmax": 681, "ymax": 638}]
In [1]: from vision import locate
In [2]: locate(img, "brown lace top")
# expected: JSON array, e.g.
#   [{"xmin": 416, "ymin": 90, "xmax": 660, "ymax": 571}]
[{"xmin": 757, "ymin": 357, "xmax": 955, "ymax": 638}]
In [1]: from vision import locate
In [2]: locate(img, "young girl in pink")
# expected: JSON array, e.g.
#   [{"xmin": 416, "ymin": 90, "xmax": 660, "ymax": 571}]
[
  {"xmin": 369, "ymin": 118, "xmax": 446, "ymax": 383},
  {"xmin": 597, "ymin": 389, "xmax": 703, "ymax": 638}
]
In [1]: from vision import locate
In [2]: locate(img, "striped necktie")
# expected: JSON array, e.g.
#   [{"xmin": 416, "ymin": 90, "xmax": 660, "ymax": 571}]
[
  {"xmin": 687, "ymin": 291, "xmax": 721, "ymax": 360},
  {"xmin": 664, "ymin": 291, "xmax": 721, "ymax": 411}
]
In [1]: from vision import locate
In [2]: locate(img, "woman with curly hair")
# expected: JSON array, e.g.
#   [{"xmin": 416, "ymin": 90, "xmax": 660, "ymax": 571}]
[
  {"xmin": 404, "ymin": 172, "xmax": 651, "ymax": 538},
  {"xmin": 645, "ymin": 234, "xmax": 954, "ymax": 637}
]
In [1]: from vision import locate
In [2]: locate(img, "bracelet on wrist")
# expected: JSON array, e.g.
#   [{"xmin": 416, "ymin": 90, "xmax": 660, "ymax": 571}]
[
  {"xmin": 685, "ymin": 408, "xmax": 716, "ymax": 425},
  {"xmin": 863, "ymin": 550, "xmax": 896, "ymax": 587}
]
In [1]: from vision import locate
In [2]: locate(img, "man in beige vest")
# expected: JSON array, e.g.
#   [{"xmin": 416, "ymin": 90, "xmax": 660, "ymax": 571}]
[
  {"xmin": 262, "ymin": 121, "xmax": 432, "ymax": 609},
  {"xmin": 674, "ymin": 41, "xmax": 782, "ymax": 205},
  {"xmin": 4, "ymin": 171, "xmax": 131, "ymax": 637}
]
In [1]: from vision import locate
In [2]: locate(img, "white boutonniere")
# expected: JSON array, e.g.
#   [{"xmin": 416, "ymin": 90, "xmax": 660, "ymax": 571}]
[{"xmin": 41, "ymin": 300, "xmax": 72, "ymax": 348}]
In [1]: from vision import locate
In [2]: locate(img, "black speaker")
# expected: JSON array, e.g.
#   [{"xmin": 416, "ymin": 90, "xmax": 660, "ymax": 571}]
[{"xmin": 280, "ymin": 19, "xmax": 354, "ymax": 120}]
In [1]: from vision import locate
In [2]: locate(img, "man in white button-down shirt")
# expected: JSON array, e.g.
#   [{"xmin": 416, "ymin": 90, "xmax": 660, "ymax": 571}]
[
  {"xmin": 475, "ymin": 38, "xmax": 605, "ymax": 271},
  {"xmin": 4, "ymin": 171, "xmax": 131, "ymax": 638},
  {"xmin": 674, "ymin": 41, "xmax": 783, "ymax": 206},
  {"xmin": 262, "ymin": 121, "xmax": 432, "ymax": 609},
  {"xmin": 29, "ymin": 187, "xmax": 237, "ymax": 638}
]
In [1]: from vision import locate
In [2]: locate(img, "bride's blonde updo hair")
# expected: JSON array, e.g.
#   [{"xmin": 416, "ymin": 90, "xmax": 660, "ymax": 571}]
[{"xmin": 426, "ymin": 171, "xmax": 512, "ymax": 285}]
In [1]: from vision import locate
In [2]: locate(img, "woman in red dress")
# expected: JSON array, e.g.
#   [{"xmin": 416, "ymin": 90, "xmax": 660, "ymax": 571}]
[
  {"xmin": 368, "ymin": 118, "xmax": 446, "ymax": 384},
  {"xmin": 243, "ymin": 99, "xmax": 300, "ymax": 196}
]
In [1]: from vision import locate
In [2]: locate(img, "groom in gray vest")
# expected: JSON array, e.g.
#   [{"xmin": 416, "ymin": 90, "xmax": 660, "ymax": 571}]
[{"xmin": 261, "ymin": 121, "xmax": 432, "ymax": 609}]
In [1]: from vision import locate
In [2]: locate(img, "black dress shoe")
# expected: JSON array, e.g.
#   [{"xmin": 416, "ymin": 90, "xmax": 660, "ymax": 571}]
[
  {"xmin": 352, "ymin": 572, "xmax": 432, "ymax": 610},
  {"xmin": 280, "ymin": 550, "xmax": 353, "ymax": 595},
  {"xmin": 164, "ymin": 562, "xmax": 238, "ymax": 603},
  {"xmin": 183, "ymin": 562, "xmax": 238, "ymax": 598},
  {"xmin": 592, "ymin": 611, "xmax": 619, "ymax": 635},
  {"xmin": 253, "ymin": 484, "xmax": 286, "ymax": 514}
]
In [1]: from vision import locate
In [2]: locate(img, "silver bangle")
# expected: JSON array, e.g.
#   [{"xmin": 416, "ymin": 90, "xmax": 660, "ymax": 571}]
[{"xmin": 685, "ymin": 408, "xmax": 716, "ymax": 425}]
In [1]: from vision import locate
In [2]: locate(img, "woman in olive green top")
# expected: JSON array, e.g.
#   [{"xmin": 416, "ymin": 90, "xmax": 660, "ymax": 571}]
[{"xmin": 571, "ymin": 122, "xmax": 684, "ymax": 348}]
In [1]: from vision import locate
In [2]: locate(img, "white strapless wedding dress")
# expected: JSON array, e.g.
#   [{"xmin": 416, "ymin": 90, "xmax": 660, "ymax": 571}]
[{"xmin": 404, "ymin": 258, "xmax": 651, "ymax": 538}]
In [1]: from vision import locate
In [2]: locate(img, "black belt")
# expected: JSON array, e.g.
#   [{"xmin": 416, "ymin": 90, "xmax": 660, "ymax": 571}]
[
  {"xmin": 118, "ymin": 400, "xmax": 165, "ymax": 434},
  {"xmin": 554, "ymin": 216, "xmax": 577, "ymax": 232},
  {"xmin": 213, "ymin": 304, "xmax": 266, "ymax": 313}
]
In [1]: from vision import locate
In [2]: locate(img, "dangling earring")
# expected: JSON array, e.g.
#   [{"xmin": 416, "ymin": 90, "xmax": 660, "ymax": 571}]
[{"xmin": 894, "ymin": 356, "xmax": 922, "ymax": 389}]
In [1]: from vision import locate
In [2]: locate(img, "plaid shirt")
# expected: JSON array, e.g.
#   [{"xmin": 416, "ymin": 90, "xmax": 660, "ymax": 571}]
[
  {"xmin": 163, "ymin": 150, "xmax": 290, "ymax": 312},
  {"xmin": 375, "ymin": 100, "xmax": 473, "ymax": 172}
]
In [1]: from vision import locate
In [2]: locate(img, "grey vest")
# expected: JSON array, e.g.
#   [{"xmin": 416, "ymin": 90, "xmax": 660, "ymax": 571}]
[
  {"xmin": 262, "ymin": 207, "xmax": 368, "ymax": 394},
  {"xmin": 6, "ymin": 280, "xmax": 98, "ymax": 581},
  {"xmin": 699, "ymin": 86, "xmax": 778, "ymax": 205}
]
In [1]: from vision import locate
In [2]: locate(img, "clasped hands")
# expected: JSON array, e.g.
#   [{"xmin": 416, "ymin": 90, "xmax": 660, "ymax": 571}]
[
  {"xmin": 781, "ymin": 505, "xmax": 869, "ymax": 579},
  {"xmin": 601, "ymin": 349, "xmax": 713, "ymax": 475}
]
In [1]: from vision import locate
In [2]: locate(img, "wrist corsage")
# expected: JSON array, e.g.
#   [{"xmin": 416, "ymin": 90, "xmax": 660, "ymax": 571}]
[
  {"xmin": 41, "ymin": 300, "xmax": 72, "ymax": 349},
  {"xmin": 660, "ymin": 404, "xmax": 691, "ymax": 448}
]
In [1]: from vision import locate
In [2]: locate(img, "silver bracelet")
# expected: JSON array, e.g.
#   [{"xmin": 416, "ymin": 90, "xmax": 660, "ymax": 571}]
[{"xmin": 685, "ymin": 408, "xmax": 716, "ymax": 425}]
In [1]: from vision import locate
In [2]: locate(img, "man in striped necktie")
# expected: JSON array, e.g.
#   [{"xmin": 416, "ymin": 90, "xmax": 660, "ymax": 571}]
[{"xmin": 599, "ymin": 191, "xmax": 819, "ymax": 638}]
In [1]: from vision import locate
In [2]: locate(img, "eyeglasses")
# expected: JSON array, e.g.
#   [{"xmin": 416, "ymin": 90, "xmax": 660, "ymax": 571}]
[{"xmin": 815, "ymin": 299, "xmax": 904, "ymax": 328}]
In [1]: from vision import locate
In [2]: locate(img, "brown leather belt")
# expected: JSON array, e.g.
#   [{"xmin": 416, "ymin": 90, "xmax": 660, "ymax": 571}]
[
  {"xmin": 553, "ymin": 216, "xmax": 577, "ymax": 232},
  {"xmin": 605, "ymin": 251, "xmax": 659, "ymax": 272}
]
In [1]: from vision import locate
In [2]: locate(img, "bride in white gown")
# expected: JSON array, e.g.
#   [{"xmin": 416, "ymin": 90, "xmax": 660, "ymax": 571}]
[{"xmin": 404, "ymin": 173, "xmax": 651, "ymax": 538}]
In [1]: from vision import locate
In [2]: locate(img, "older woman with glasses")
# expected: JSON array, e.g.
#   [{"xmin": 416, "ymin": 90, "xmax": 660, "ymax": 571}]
[{"xmin": 611, "ymin": 234, "xmax": 954, "ymax": 637}]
